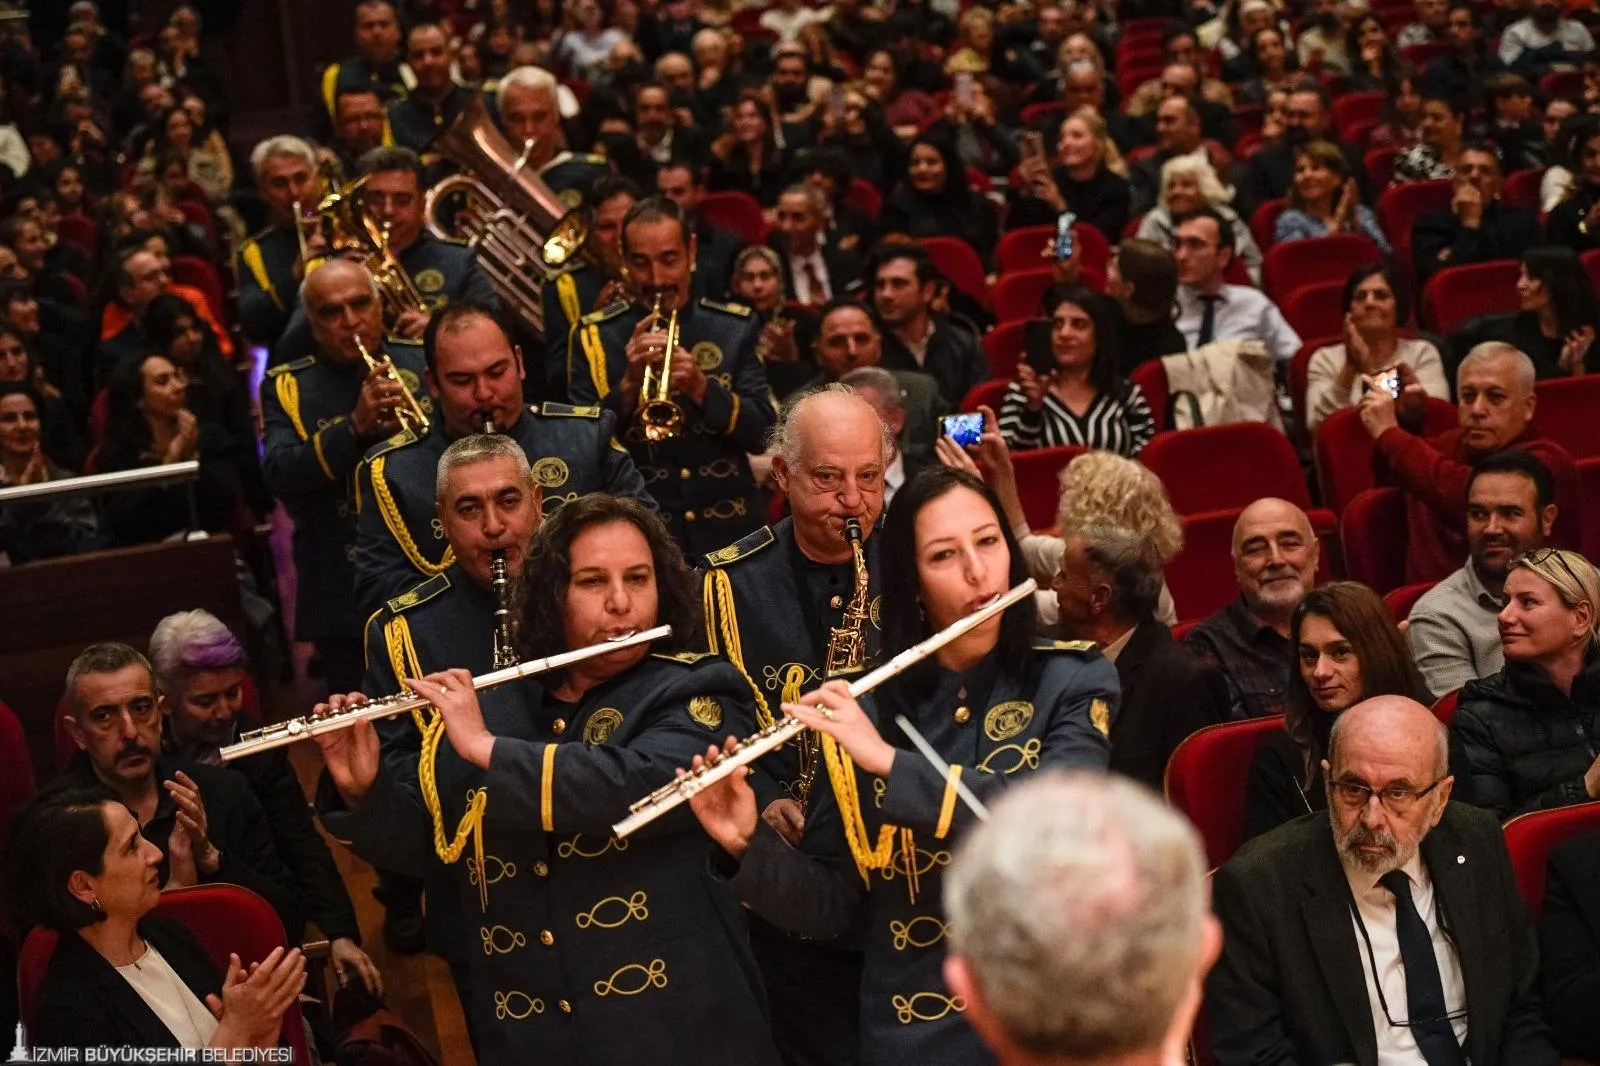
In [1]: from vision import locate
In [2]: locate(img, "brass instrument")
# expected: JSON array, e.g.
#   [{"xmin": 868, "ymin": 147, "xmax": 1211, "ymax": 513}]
[
  {"xmin": 370, "ymin": 216, "xmax": 429, "ymax": 319},
  {"xmin": 221, "ymin": 625, "xmax": 672, "ymax": 761},
  {"xmin": 792, "ymin": 517, "xmax": 869, "ymax": 803},
  {"xmin": 491, "ymin": 548, "xmax": 518, "ymax": 669},
  {"xmin": 356, "ymin": 335, "xmax": 431, "ymax": 434},
  {"xmin": 422, "ymin": 92, "xmax": 599, "ymax": 336},
  {"xmin": 638, "ymin": 292, "xmax": 685, "ymax": 442},
  {"xmin": 301, "ymin": 171, "xmax": 428, "ymax": 319},
  {"xmin": 754, "ymin": 305, "xmax": 788, "ymax": 363},
  {"xmin": 612, "ymin": 580, "xmax": 1037, "ymax": 839}
]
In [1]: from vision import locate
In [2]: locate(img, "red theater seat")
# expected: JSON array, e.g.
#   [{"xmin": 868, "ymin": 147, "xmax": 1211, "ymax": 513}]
[
  {"xmin": 1141, "ymin": 422, "xmax": 1312, "ymax": 515},
  {"xmin": 1341, "ymin": 487, "xmax": 1409, "ymax": 595},
  {"xmin": 1011, "ymin": 445, "xmax": 1086, "ymax": 530},
  {"xmin": 1534, "ymin": 376, "xmax": 1600, "ymax": 460},
  {"xmin": 1502, "ymin": 800, "xmax": 1600, "ymax": 919},
  {"xmin": 1165, "ymin": 715, "xmax": 1288, "ymax": 870}
]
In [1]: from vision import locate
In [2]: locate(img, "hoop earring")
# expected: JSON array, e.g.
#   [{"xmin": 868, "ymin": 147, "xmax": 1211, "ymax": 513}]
[{"xmin": 90, "ymin": 897, "xmax": 103, "ymax": 915}]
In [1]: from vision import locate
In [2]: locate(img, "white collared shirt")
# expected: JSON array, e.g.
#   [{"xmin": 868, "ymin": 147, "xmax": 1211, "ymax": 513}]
[
  {"xmin": 1174, "ymin": 283, "xmax": 1303, "ymax": 363},
  {"xmin": 1345, "ymin": 854, "xmax": 1469, "ymax": 1065},
  {"xmin": 789, "ymin": 248, "xmax": 831, "ymax": 305},
  {"xmin": 882, "ymin": 450, "xmax": 905, "ymax": 506}
]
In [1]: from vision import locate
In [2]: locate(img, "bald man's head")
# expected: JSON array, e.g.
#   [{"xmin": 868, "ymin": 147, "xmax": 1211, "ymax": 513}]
[
  {"xmin": 303, "ymin": 259, "xmax": 383, "ymax": 363},
  {"xmin": 1325, "ymin": 695, "xmax": 1452, "ymax": 878},
  {"xmin": 772, "ymin": 384, "xmax": 890, "ymax": 564}
]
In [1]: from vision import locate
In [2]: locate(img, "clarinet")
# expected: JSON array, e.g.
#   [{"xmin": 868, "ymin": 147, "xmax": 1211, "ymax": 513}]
[{"xmin": 491, "ymin": 549, "xmax": 518, "ymax": 669}]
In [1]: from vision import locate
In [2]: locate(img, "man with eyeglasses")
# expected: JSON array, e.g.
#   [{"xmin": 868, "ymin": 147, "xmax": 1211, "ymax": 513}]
[
  {"xmin": 51, "ymin": 642, "xmax": 299, "ymax": 934},
  {"xmin": 1207, "ymin": 694, "xmax": 1559, "ymax": 1066}
]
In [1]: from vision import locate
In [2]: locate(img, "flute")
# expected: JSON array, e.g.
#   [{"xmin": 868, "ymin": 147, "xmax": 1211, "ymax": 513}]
[
  {"xmin": 611, "ymin": 580, "xmax": 1036, "ymax": 838},
  {"xmin": 221, "ymin": 625, "xmax": 672, "ymax": 760}
]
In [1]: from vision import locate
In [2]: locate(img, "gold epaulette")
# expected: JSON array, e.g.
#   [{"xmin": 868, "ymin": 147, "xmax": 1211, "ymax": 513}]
[
  {"xmin": 650, "ymin": 649, "xmax": 714, "ymax": 665},
  {"xmin": 704, "ymin": 525, "xmax": 775, "ymax": 568},
  {"xmin": 266, "ymin": 355, "xmax": 316, "ymax": 377},
  {"xmin": 431, "ymin": 233, "xmax": 471, "ymax": 247},
  {"xmin": 581, "ymin": 300, "xmax": 629, "ymax": 325},
  {"xmin": 699, "ymin": 298, "xmax": 752, "ymax": 317},
  {"xmin": 1033, "ymin": 638, "xmax": 1099, "ymax": 653},
  {"xmin": 539, "ymin": 402, "xmax": 603, "ymax": 418},
  {"xmin": 386, "ymin": 572, "xmax": 451, "ymax": 614},
  {"xmin": 368, "ymin": 427, "xmax": 418, "ymax": 458},
  {"xmin": 579, "ymin": 153, "xmax": 607, "ymax": 165}
]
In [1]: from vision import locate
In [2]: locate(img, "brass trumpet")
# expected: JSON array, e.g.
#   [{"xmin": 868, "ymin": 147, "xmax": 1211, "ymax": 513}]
[
  {"xmin": 638, "ymin": 292, "xmax": 684, "ymax": 442},
  {"xmin": 356, "ymin": 335, "xmax": 430, "ymax": 434}
]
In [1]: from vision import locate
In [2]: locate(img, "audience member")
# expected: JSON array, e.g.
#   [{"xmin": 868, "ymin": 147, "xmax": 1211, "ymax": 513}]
[
  {"xmin": 1498, "ymin": 0, "xmax": 1595, "ymax": 77},
  {"xmin": 1186, "ymin": 497, "xmax": 1321, "ymax": 720},
  {"xmin": 1244, "ymin": 581, "xmax": 1432, "ymax": 842},
  {"xmin": 1448, "ymin": 246, "xmax": 1600, "ymax": 378},
  {"xmin": 998, "ymin": 286, "xmax": 1155, "ymax": 455},
  {"xmin": 1008, "ymin": 109, "xmax": 1132, "ymax": 242},
  {"xmin": 1363, "ymin": 342, "xmax": 1580, "ymax": 583},
  {"xmin": 0, "ymin": 380, "xmax": 100, "ymax": 563},
  {"xmin": 944, "ymin": 772, "xmax": 1220, "ymax": 1066},
  {"xmin": 1275, "ymin": 140, "xmax": 1393, "ymax": 254},
  {"xmin": 1172, "ymin": 207, "xmax": 1303, "ymax": 362},
  {"xmin": 1538, "ymin": 828, "xmax": 1600, "ymax": 1061},
  {"xmin": 807, "ymin": 300, "xmax": 945, "ymax": 466},
  {"xmin": 921, "ymin": 76, "xmax": 1020, "ymax": 180},
  {"xmin": 768, "ymin": 183, "xmax": 861, "ymax": 308},
  {"xmin": 868, "ymin": 243, "xmax": 988, "ymax": 408},
  {"xmin": 1236, "ymin": 27, "xmax": 1300, "ymax": 105},
  {"xmin": 5, "ymin": 788, "xmax": 306, "ymax": 1053},
  {"xmin": 1105, "ymin": 239, "xmax": 1189, "ymax": 372},
  {"xmin": 1209, "ymin": 694, "xmax": 1558, "ymax": 1066},
  {"xmin": 1053, "ymin": 523, "xmax": 1227, "ymax": 787},
  {"xmin": 707, "ymin": 91, "xmax": 790, "ymax": 208},
  {"xmin": 0, "ymin": 321, "xmax": 85, "ymax": 470},
  {"xmin": 1305, "ymin": 265, "xmax": 1448, "ymax": 436},
  {"xmin": 1135, "ymin": 155, "xmax": 1262, "ymax": 285},
  {"xmin": 838, "ymin": 365, "xmax": 928, "ymax": 506},
  {"xmin": 881, "ymin": 134, "xmax": 999, "ymax": 267},
  {"xmin": 1129, "ymin": 94, "xmax": 1222, "ymax": 215},
  {"xmin": 1543, "ymin": 114, "xmax": 1600, "ymax": 250},
  {"xmin": 1454, "ymin": 548, "xmax": 1600, "ymax": 818},
  {"xmin": 1410, "ymin": 449, "xmax": 1558, "ymax": 698},
  {"xmin": 1422, "ymin": 3, "xmax": 1508, "ymax": 101},
  {"xmin": 654, "ymin": 156, "xmax": 744, "ymax": 304},
  {"xmin": 1233, "ymin": 86, "xmax": 1362, "ymax": 221},
  {"xmin": 1413, "ymin": 141, "xmax": 1543, "ymax": 285}
]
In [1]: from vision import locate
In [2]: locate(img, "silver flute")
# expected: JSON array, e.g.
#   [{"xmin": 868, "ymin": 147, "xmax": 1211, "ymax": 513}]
[
  {"xmin": 611, "ymin": 580, "xmax": 1037, "ymax": 838},
  {"xmin": 221, "ymin": 625, "xmax": 672, "ymax": 761}
]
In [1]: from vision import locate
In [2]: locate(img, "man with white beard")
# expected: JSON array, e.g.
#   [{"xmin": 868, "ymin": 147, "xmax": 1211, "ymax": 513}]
[
  {"xmin": 1184, "ymin": 497, "xmax": 1320, "ymax": 720},
  {"xmin": 1205, "ymin": 696, "xmax": 1557, "ymax": 1066}
]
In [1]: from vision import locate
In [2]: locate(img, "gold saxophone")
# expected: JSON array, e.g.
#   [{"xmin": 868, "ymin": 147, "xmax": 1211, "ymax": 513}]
[{"xmin": 795, "ymin": 516, "xmax": 869, "ymax": 804}]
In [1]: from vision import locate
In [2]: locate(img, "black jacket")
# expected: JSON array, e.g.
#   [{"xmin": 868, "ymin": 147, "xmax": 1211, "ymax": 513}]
[
  {"xmin": 877, "ymin": 314, "xmax": 989, "ymax": 410},
  {"xmin": 1006, "ymin": 162, "xmax": 1133, "ymax": 242},
  {"xmin": 32, "ymin": 917, "xmax": 222, "ymax": 1050},
  {"xmin": 1539, "ymin": 830, "xmax": 1600, "ymax": 1061},
  {"xmin": 1412, "ymin": 201, "xmax": 1545, "ymax": 286},
  {"xmin": 1107, "ymin": 619, "xmax": 1228, "ymax": 789},
  {"xmin": 1207, "ymin": 802, "xmax": 1559, "ymax": 1066},
  {"xmin": 1454, "ymin": 653, "xmax": 1600, "ymax": 820}
]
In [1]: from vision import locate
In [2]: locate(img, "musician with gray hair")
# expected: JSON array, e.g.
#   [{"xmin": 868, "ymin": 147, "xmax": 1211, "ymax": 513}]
[
  {"xmin": 1051, "ymin": 524, "xmax": 1227, "ymax": 788},
  {"xmin": 496, "ymin": 64, "xmax": 609, "ymax": 207},
  {"xmin": 238, "ymin": 134, "xmax": 323, "ymax": 351},
  {"xmin": 944, "ymin": 771, "xmax": 1220, "ymax": 1066}
]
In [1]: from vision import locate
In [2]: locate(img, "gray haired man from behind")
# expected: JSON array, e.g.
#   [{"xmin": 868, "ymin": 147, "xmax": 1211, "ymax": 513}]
[{"xmin": 944, "ymin": 772, "xmax": 1220, "ymax": 1066}]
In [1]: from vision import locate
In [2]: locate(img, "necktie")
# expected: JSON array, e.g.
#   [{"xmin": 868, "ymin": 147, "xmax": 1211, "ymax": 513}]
[
  {"xmin": 1377, "ymin": 870, "xmax": 1467, "ymax": 1066},
  {"xmin": 802, "ymin": 258, "xmax": 827, "ymax": 305},
  {"xmin": 1196, "ymin": 294, "xmax": 1222, "ymax": 346}
]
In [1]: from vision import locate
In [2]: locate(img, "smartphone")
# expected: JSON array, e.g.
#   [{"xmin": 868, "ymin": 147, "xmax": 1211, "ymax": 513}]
[
  {"xmin": 1019, "ymin": 129, "xmax": 1045, "ymax": 161},
  {"xmin": 1054, "ymin": 211, "xmax": 1077, "ymax": 260},
  {"xmin": 941, "ymin": 412, "xmax": 985, "ymax": 448},
  {"xmin": 1024, "ymin": 319, "xmax": 1056, "ymax": 376},
  {"xmin": 1372, "ymin": 370, "xmax": 1401, "ymax": 399},
  {"xmin": 955, "ymin": 72, "xmax": 975, "ymax": 109}
]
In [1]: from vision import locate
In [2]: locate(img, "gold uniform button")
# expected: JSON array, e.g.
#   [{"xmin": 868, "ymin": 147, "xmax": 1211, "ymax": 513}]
[
  {"xmin": 680, "ymin": 467, "xmax": 692, "ymax": 479},
  {"xmin": 559, "ymin": 1000, "xmax": 572, "ymax": 1014},
  {"xmin": 551, "ymin": 717, "xmax": 567, "ymax": 736},
  {"xmin": 830, "ymin": 595, "xmax": 843, "ymax": 609},
  {"xmin": 533, "ymin": 861, "xmax": 550, "ymax": 877},
  {"xmin": 539, "ymin": 929, "xmax": 555, "ymax": 946},
  {"xmin": 684, "ymin": 510, "xmax": 696, "ymax": 521},
  {"xmin": 953, "ymin": 706, "xmax": 972, "ymax": 725}
]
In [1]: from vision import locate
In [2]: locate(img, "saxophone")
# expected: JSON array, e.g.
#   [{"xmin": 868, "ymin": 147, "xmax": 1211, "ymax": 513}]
[
  {"xmin": 795, "ymin": 517, "xmax": 869, "ymax": 803},
  {"xmin": 491, "ymin": 549, "xmax": 518, "ymax": 668}
]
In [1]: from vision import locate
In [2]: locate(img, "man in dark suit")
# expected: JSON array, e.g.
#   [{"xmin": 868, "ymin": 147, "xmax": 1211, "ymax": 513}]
[
  {"xmin": 769, "ymin": 184, "xmax": 864, "ymax": 308},
  {"xmin": 1053, "ymin": 525, "xmax": 1228, "ymax": 789},
  {"xmin": 1412, "ymin": 142, "xmax": 1543, "ymax": 286},
  {"xmin": 1207, "ymin": 694, "xmax": 1559, "ymax": 1066},
  {"xmin": 655, "ymin": 156, "xmax": 743, "ymax": 301}
]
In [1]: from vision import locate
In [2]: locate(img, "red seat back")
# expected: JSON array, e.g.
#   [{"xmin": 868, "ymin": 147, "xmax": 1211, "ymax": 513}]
[
  {"xmin": 56, "ymin": 213, "xmax": 98, "ymax": 259},
  {"xmin": 1503, "ymin": 167, "xmax": 1546, "ymax": 211},
  {"xmin": 959, "ymin": 377, "xmax": 1010, "ymax": 413},
  {"xmin": 1534, "ymin": 376, "xmax": 1600, "ymax": 460},
  {"xmin": 1384, "ymin": 580, "xmax": 1437, "ymax": 621},
  {"xmin": 0, "ymin": 698, "xmax": 35, "ymax": 847},
  {"xmin": 1341, "ymin": 487, "xmax": 1409, "ymax": 594},
  {"xmin": 842, "ymin": 177, "xmax": 882, "ymax": 219},
  {"xmin": 1502, "ymin": 800, "xmax": 1600, "ymax": 919},
  {"xmin": 1165, "ymin": 715, "xmax": 1289, "ymax": 869},
  {"xmin": 1540, "ymin": 70, "xmax": 1585, "ymax": 101},
  {"xmin": 1250, "ymin": 198, "xmax": 1288, "ymax": 252},
  {"xmin": 1130, "ymin": 359, "xmax": 1168, "ymax": 433},
  {"xmin": 919, "ymin": 235, "xmax": 989, "ymax": 308},
  {"xmin": 699, "ymin": 190, "xmax": 768, "ymax": 247},
  {"xmin": 1280, "ymin": 279, "xmax": 1348, "ymax": 341},
  {"xmin": 1421, "ymin": 258, "xmax": 1521, "ymax": 333},
  {"xmin": 1431, "ymin": 688, "xmax": 1461, "ymax": 725},
  {"xmin": 1376, "ymin": 179, "xmax": 1452, "ymax": 288},
  {"xmin": 1400, "ymin": 40, "xmax": 1453, "ymax": 68},
  {"xmin": 1262, "ymin": 233, "xmax": 1383, "ymax": 304},
  {"xmin": 171, "ymin": 255, "xmax": 225, "ymax": 324},
  {"xmin": 19, "ymin": 885, "xmax": 310, "ymax": 1061},
  {"xmin": 1313, "ymin": 399, "xmax": 1459, "ymax": 513},
  {"xmin": 1011, "ymin": 445, "xmax": 1087, "ymax": 530},
  {"xmin": 1364, "ymin": 145, "xmax": 1400, "ymax": 188},
  {"xmin": 1141, "ymin": 423, "xmax": 1312, "ymax": 514},
  {"xmin": 991, "ymin": 267, "xmax": 1056, "ymax": 323},
  {"xmin": 1020, "ymin": 100, "xmax": 1068, "ymax": 128},
  {"xmin": 1581, "ymin": 457, "xmax": 1600, "ymax": 563},
  {"xmin": 996, "ymin": 225, "xmax": 1055, "ymax": 273},
  {"xmin": 1288, "ymin": 334, "xmax": 1339, "ymax": 445},
  {"xmin": 981, "ymin": 319, "xmax": 1030, "ymax": 379},
  {"xmin": 1586, "ymin": 248, "xmax": 1600, "ymax": 292},
  {"xmin": 1332, "ymin": 90, "xmax": 1386, "ymax": 142}
]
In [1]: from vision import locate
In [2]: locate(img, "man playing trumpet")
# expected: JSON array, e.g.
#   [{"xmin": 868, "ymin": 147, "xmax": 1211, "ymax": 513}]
[
  {"xmin": 568, "ymin": 197, "xmax": 774, "ymax": 556},
  {"xmin": 236, "ymin": 135, "xmax": 323, "ymax": 353},
  {"xmin": 261, "ymin": 259, "xmax": 429, "ymax": 692},
  {"xmin": 315, "ymin": 495, "xmax": 782, "ymax": 1065}
]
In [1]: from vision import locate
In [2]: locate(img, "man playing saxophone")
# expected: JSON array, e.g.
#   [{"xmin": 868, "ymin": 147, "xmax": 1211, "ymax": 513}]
[
  {"xmin": 315, "ymin": 495, "xmax": 782, "ymax": 1065},
  {"xmin": 568, "ymin": 196, "xmax": 774, "ymax": 557},
  {"xmin": 698, "ymin": 383, "xmax": 891, "ymax": 1066},
  {"xmin": 260, "ymin": 259, "xmax": 430, "ymax": 694}
]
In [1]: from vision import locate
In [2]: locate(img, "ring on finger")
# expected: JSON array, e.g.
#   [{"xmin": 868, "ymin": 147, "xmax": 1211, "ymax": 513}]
[{"xmin": 819, "ymin": 707, "xmax": 835, "ymax": 721}]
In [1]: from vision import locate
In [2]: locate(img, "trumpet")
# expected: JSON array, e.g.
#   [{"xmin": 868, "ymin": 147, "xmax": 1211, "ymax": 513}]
[
  {"xmin": 356, "ymin": 335, "xmax": 431, "ymax": 434},
  {"xmin": 638, "ymin": 292, "xmax": 685, "ymax": 442},
  {"xmin": 611, "ymin": 580, "xmax": 1037, "ymax": 839},
  {"xmin": 221, "ymin": 625, "xmax": 672, "ymax": 760}
]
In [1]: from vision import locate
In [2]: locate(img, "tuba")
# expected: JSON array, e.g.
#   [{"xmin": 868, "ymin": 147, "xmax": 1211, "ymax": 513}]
[{"xmin": 422, "ymin": 93, "xmax": 598, "ymax": 336}]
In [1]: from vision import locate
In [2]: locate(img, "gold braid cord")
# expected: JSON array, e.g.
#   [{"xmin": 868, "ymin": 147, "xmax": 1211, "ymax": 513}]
[
  {"xmin": 275, "ymin": 374, "xmax": 307, "ymax": 440},
  {"xmin": 820, "ymin": 732, "xmax": 898, "ymax": 887},
  {"xmin": 385, "ymin": 616, "xmax": 488, "ymax": 910},
  {"xmin": 371, "ymin": 455, "xmax": 456, "ymax": 575},
  {"xmin": 707, "ymin": 569, "xmax": 776, "ymax": 730}
]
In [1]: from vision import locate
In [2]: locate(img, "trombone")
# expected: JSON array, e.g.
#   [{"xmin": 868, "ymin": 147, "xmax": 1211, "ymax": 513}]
[
  {"xmin": 638, "ymin": 292, "xmax": 685, "ymax": 442},
  {"xmin": 355, "ymin": 335, "xmax": 431, "ymax": 434}
]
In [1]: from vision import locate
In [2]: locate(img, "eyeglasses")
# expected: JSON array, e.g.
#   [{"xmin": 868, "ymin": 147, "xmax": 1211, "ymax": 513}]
[
  {"xmin": 1329, "ymin": 776, "xmax": 1448, "ymax": 815},
  {"xmin": 1516, "ymin": 546, "xmax": 1584, "ymax": 589}
]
